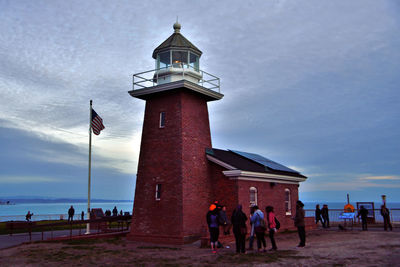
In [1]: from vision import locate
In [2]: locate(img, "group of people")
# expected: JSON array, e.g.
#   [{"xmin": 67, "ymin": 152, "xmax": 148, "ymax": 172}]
[
  {"xmin": 357, "ymin": 204, "xmax": 393, "ymax": 231},
  {"xmin": 104, "ymin": 206, "xmax": 123, "ymax": 217},
  {"xmin": 206, "ymin": 200, "xmax": 307, "ymax": 254},
  {"xmin": 315, "ymin": 204, "xmax": 330, "ymax": 228}
]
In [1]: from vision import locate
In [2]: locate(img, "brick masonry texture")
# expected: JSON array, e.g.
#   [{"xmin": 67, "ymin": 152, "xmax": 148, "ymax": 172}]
[
  {"xmin": 128, "ymin": 88, "xmax": 214, "ymax": 243},
  {"xmin": 129, "ymin": 86, "xmax": 309, "ymax": 244}
]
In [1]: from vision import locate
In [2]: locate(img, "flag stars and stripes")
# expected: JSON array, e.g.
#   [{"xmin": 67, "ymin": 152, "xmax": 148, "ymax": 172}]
[{"xmin": 91, "ymin": 109, "xmax": 105, "ymax": 135}]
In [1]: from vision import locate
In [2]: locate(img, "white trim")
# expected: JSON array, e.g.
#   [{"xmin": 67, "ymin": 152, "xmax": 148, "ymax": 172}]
[
  {"xmin": 223, "ymin": 170, "xmax": 306, "ymax": 184},
  {"xmin": 285, "ymin": 188, "xmax": 292, "ymax": 215},
  {"xmin": 249, "ymin": 186, "xmax": 257, "ymax": 206},
  {"xmin": 129, "ymin": 80, "xmax": 223, "ymax": 101},
  {"xmin": 228, "ymin": 176, "xmax": 299, "ymax": 185},
  {"xmin": 206, "ymin": 155, "xmax": 236, "ymax": 170}
]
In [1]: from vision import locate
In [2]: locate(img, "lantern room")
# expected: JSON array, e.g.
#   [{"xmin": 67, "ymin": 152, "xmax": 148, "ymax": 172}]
[{"xmin": 152, "ymin": 22, "xmax": 202, "ymax": 84}]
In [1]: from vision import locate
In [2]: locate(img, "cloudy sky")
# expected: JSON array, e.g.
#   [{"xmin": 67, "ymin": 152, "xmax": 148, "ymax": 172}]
[{"xmin": 0, "ymin": 0, "xmax": 399, "ymax": 203}]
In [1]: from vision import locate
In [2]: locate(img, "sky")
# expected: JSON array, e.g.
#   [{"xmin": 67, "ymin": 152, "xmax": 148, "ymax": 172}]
[{"xmin": 0, "ymin": 0, "xmax": 399, "ymax": 203}]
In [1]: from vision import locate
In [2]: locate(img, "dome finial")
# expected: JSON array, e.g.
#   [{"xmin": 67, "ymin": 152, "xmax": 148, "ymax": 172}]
[{"xmin": 173, "ymin": 17, "xmax": 181, "ymax": 33}]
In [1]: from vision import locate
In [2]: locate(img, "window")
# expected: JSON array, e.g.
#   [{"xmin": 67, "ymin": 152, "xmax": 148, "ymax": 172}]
[
  {"xmin": 172, "ymin": 51, "xmax": 188, "ymax": 67},
  {"xmin": 158, "ymin": 52, "xmax": 170, "ymax": 69},
  {"xmin": 155, "ymin": 184, "xmax": 162, "ymax": 200},
  {"xmin": 285, "ymin": 189, "xmax": 291, "ymax": 215},
  {"xmin": 249, "ymin": 187, "xmax": 257, "ymax": 207},
  {"xmin": 159, "ymin": 112, "xmax": 165, "ymax": 128},
  {"xmin": 189, "ymin": 52, "xmax": 199, "ymax": 70}
]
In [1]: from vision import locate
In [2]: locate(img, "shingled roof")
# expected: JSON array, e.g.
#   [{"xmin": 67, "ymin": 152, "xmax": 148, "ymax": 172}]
[
  {"xmin": 152, "ymin": 23, "xmax": 202, "ymax": 59},
  {"xmin": 206, "ymin": 148, "xmax": 307, "ymax": 179}
]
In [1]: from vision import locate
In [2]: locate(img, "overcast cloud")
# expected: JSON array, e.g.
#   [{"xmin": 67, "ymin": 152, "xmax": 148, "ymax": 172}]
[{"xmin": 0, "ymin": 0, "xmax": 399, "ymax": 202}]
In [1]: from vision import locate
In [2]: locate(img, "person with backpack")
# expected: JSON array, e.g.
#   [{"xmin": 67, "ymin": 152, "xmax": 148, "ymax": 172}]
[
  {"xmin": 250, "ymin": 205, "xmax": 267, "ymax": 252},
  {"xmin": 266, "ymin": 206, "xmax": 278, "ymax": 251},
  {"xmin": 206, "ymin": 204, "xmax": 221, "ymax": 254}
]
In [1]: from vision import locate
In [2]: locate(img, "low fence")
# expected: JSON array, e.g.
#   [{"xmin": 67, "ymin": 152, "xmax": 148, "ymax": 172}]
[
  {"xmin": 0, "ymin": 214, "xmax": 72, "ymax": 222},
  {"xmin": 304, "ymin": 208, "xmax": 400, "ymax": 224},
  {"xmin": 4, "ymin": 215, "xmax": 131, "ymax": 242}
]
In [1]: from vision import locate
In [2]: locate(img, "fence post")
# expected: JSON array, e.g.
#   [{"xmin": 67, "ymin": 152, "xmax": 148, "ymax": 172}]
[{"xmin": 29, "ymin": 222, "xmax": 32, "ymax": 242}]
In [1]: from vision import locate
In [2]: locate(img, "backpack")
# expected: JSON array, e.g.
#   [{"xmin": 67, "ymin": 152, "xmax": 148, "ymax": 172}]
[{"xmin": 275, "ymin": 217, "xmax": 281, "ymax": 230}]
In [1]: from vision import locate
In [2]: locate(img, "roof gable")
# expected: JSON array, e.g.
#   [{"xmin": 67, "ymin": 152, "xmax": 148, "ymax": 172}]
[{"xmin": 206, "ymin": 148, "xmax": 307, "ymax": 179}]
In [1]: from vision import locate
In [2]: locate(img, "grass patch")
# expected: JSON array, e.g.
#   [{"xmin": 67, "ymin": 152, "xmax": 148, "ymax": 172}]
[{"xmin": 62, "ymin": 238, "xmax": 99, "ymax": 245}]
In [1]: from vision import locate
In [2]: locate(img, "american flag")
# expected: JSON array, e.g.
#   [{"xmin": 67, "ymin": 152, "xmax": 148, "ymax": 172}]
[{"xmin": 91, "ymin": 109, "xmax": 105, "ymax": 135}]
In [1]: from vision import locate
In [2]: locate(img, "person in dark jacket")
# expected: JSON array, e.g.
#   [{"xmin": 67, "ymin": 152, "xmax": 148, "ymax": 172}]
[
  {"xmin": 357, "ymin": 205, "xmax": 369, "ymax": 231},
  {"xmin": 315, "ymin": 204, "xmax": 324, "ymax": 227},
  {"xmin": 68, "ymin": 205, "xmax": 75, "ymax": 222},
  {"xmin": 219, "ymin": 205, "xmax": 231, "ymax": 235},
  {"xmin": 380, "ymin": 204, "xmax": 393, "ymax": 231},
  {"xmin": 231, "ymin": 204, "xmax": 248, "ymax": 253},
  {"xmin": 112, "ymin": 206, "xmax": 118, "ymax": 216},
  {"xmin": 294, "ymin": 200, "xmax": 306, "ymax": 247},
  {"xmin": 321, "ymin": 204, "xmax": 330, "ymax": 228},
  {"xmin": 206, "ymin": 204, "xmax": 220, "ymax": 253}
]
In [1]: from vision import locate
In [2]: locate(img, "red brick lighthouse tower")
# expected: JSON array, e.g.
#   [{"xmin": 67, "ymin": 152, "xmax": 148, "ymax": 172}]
[{"xmin": 128, "ymin": 22, "xmax": 223, "ymax": 244}]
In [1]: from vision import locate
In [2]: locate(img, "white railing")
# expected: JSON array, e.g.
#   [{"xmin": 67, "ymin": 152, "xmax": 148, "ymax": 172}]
[{"xmin": 132, "ymin": 65, "xmax": 220, "ymax": 93}]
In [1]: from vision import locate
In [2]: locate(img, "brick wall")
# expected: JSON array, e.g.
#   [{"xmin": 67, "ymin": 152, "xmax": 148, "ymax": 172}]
[{"xmin": 128, "ymin": 88, "xmax": 214, "ymax": 244}]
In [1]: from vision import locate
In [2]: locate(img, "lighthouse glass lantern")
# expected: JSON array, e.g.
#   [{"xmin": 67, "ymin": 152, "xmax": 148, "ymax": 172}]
[{"xmin": 153, "ymin": 22, "xmax": 202, "ymax": 85}]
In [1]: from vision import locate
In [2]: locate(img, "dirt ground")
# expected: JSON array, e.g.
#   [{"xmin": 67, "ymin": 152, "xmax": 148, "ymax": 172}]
[{"xmin": 0, "ymin": 228, "xmax": 399, "ymax": 267}]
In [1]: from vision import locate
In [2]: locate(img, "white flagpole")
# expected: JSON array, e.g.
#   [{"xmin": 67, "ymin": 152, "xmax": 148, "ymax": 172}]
[{"xmin": 86, "ymin": 100, "xmax": 93, "ymax": 234}]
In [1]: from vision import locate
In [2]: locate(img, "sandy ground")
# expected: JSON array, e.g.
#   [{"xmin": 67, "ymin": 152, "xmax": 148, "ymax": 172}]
[{"xmin": 0, "ymin": 227, "xmax": 399, "ymax": 266}]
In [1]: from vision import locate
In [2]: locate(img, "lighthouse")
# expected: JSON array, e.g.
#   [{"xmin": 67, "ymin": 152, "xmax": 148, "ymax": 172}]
[{"xmin": 128, "ymin": 22, "xmax": 223, "ymax": 244}]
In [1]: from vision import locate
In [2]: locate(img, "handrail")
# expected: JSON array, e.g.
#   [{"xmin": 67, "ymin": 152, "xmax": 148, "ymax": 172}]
[{"xmin": 132, "ymin": 65, "xmax": 221, "ymax": 93}]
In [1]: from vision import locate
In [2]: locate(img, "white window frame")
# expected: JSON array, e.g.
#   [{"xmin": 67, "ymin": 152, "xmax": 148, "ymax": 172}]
[
  {"xmin": 249, "ymin": 186, "xmax": 257, "ymax": 207},
  {"xmin": 155, "ymin": 184, "xmax": 161, "ymax": 201},
  {"xmin": 285, "ymin": 188, "xmax": 291, "ymax": 215},
  {"xmin": 159, "ymin": 112, "xmax": 165, "ymax": 128}
]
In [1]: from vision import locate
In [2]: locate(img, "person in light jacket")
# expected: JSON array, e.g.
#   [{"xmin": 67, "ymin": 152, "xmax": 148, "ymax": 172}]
[{"xmin": 250, "ymin": 205, "xmax": 266, "ymax": 252}]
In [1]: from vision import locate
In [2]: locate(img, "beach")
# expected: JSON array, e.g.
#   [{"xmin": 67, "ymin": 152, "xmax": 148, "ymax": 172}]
[{"xmin": 0, "ymin": 227, "xmax": 399, "ymax": 266}]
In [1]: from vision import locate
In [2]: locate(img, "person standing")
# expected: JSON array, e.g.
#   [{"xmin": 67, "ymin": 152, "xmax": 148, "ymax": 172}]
[
  {"xmin": 250, "ymin": 205, "xmax": 267, "ymax": 252},
  {"xmin": 231, "ymin": 204, "xmax": 248, "ymax": 254},
  {"xmin": 380, "ymin": 204, "xmax": 393, "ymax": 231},
  {"xmin": 321, "ymin": 204, "xmax": 330, "ymax": 228},
  {"xmin": 81, "ymin": 211, "xmax": 84, "ymax": 221},
  {"xmin": 25, "ymin": 211, "xmax": 33, "ymax": 222},
  {"xmin": 315, "ymin": 204, "xmax": 324, "ymax": 227},
  {"xmin": 68, "ymin": 205, "xmax": 75, "ymax": 222},
  {"xmin": 248, "ymin": 206, "xmax": 256, "ymax": 251},
  {"xmin": 357, "ymin": 205, "xmax": 369, "ymax": 231},
  {"xmin": 112, "ymin": 206, "xmax": 118, "ymax": 216},
  {"xmin": 294, "ymin": 200, "xmax": 306, "ymax": 247},
  {"xmin": 266, "ymin": 206, "xmax": 278, "ymax": 251},
  {"xmin": 219, "ymin": 205, "xmax": 231, "ymax": 235},
  {"xmin": 206, "ymin": 204, "xmax": 220, "ymax": 254}
]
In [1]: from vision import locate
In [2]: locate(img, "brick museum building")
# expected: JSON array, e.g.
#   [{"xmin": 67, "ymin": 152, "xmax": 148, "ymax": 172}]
[{"xmin": 127, "ymin": 23, "xmax": 308, "ymax": 244}]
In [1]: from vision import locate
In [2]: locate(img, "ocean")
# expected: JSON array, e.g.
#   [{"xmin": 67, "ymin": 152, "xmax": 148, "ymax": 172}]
[
  {"xmin": 0, "ymin": 201, "xmax": 133, "ymax": 222},
  {"xmin": 0, "ymin": 200, "xmax": 398, "ymax": 222}
]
